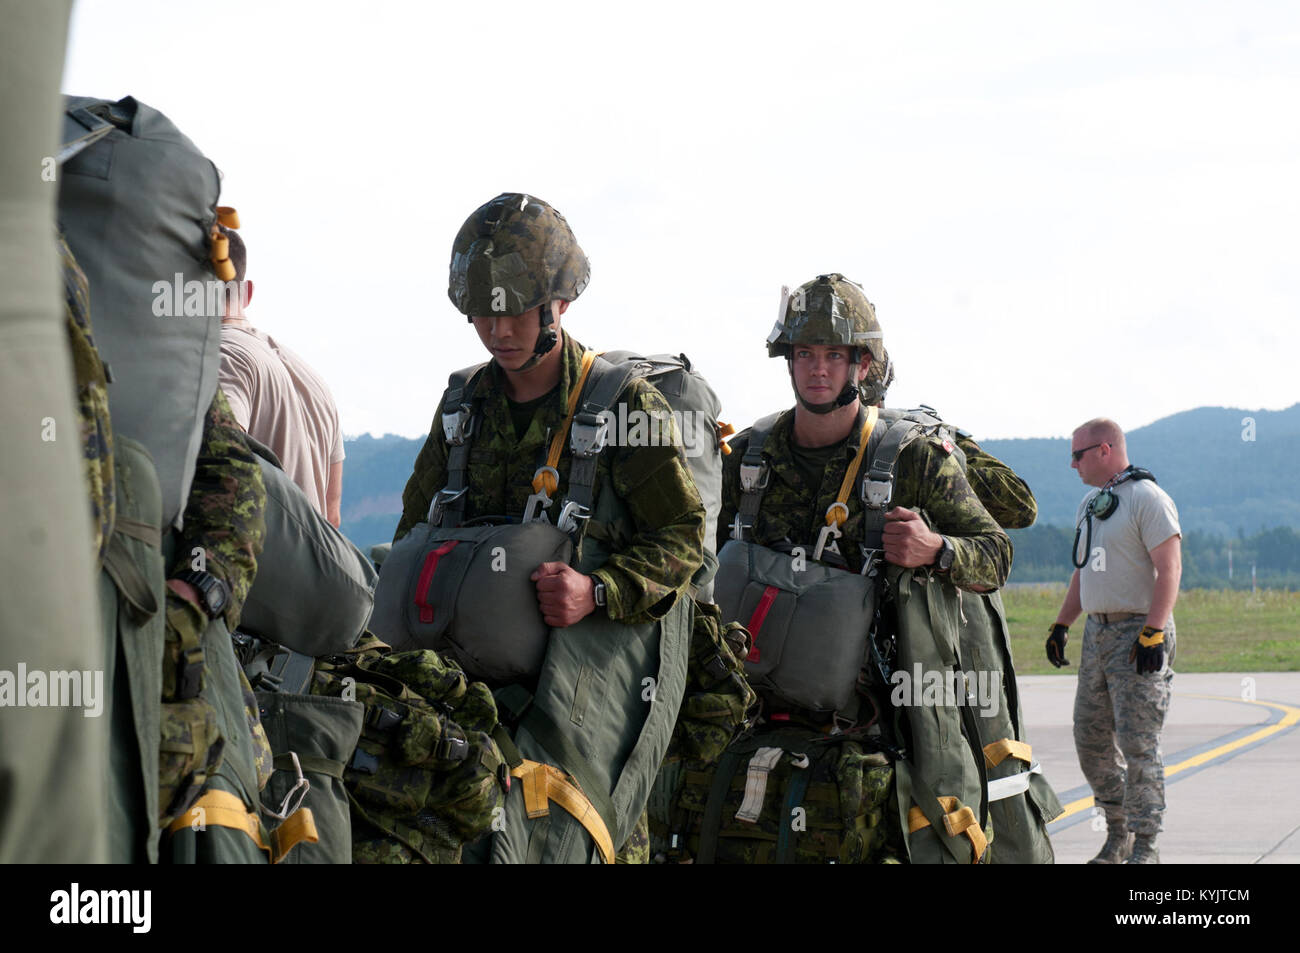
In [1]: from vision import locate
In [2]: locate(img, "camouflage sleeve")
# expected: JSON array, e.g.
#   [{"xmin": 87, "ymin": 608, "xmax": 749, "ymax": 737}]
[
  {"xmin": 171, "ymin": 388, "xmax": 266, "ymax": 629},
  {"xmin": 957, "ymin": 435, "xmax": 1038, "ymax": 530},
  {"xmin": 394, "ymin": 392, "xmax": 450, "ymax": 543},
  {"xmin": 898, "ymin": 437, "xmax": 1012, "ymax": 590},
  {"xmin": 595, "ymin": 379, "xmax": 706, "ymax": 623}
]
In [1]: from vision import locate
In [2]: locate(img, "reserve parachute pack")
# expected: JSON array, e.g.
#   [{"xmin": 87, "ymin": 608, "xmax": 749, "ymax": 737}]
[
  {"xmin": 374, "ymin": 350, "xmax": 698, "ymax": 862},
  {"xmin": 239, "ymin": 434, "xmax": 376, "ymax": 657},
  {"xmin": 688, "ymin": 407, "xmax": 995, "ymax": 863}
]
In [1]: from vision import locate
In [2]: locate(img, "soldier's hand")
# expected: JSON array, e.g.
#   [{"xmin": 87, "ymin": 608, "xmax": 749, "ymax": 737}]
[
  {"xmin": 1046, "ymin": 624, "xmax": 1070, "ymax": 667},
  {"xmin": 531, "ymin": 561, "xmax": 596, "ymax": 628},
  {"xmin": 1132, "ymin": 626, "xmax": 1165, "ymax": 674},
  {"xmin": 882, "ymin": 507, "xmax": 943, "ymax": 568}
]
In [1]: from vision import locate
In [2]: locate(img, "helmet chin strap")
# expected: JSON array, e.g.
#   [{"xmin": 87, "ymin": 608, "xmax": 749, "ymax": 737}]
[
  {"xmin": 788, "ymin": 356, "xmax": 861, "ymax": 415},
  {"xmin": 514, "ymin": 302, "xmax": 559, "ymax": 372}
]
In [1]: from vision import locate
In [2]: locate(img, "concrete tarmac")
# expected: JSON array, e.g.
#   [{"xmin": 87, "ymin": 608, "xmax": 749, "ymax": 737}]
[{"xmin": 1021, "ymin": 672, "xmax": 1300, "ymax": 864}]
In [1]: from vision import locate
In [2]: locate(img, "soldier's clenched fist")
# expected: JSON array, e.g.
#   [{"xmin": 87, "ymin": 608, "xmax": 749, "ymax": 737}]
[
  {"xmin": 532, "ymin": 561, "xmax": 597, "ymax": 627},
  {"xmin": 882, "ymin": 507, "xmax": 943, "ymax": 568}
]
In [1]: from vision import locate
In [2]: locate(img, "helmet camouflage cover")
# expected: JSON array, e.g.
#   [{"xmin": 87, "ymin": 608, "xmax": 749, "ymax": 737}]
[
  {"xmin": 447, "ymin": 193, "xmax": 590, "ymax": 318},
  {"xmin": 767, "ymin": 273, "xmax": 884, "ymax": 362}
]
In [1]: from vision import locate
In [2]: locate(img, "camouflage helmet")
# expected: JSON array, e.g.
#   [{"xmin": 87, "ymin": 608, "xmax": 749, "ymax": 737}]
[
  {"xmin": 448, "ymin": 193, "xmax": 590, "ymax": 318},
  {"xmin": 767, "ymin": 273, "xmax": 884, "ymax": 362}
]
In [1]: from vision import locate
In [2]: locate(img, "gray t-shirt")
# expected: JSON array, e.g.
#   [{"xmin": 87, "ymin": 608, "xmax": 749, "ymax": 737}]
[{"xmin": 1075, "ymin": 475, "xmax": 1181, "ymax": 617}]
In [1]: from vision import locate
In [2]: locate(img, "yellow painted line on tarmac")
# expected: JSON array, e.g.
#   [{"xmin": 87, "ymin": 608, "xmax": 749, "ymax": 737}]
[{"xmin": 1053, "ymin": 694, "xmax": 1300, "ymax": 822}]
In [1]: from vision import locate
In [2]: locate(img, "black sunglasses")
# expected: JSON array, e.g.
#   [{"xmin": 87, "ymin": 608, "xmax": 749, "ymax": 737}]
[{"xmin": 1071, "ymin": 443, "xmax": 1105, "ymax": 463}]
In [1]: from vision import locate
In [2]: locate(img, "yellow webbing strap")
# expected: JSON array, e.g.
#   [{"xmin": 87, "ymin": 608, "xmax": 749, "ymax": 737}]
[
  {"xmin": 216, "ymin": 206, "xmax": 241, "ymax": 228},
  {"xmin": 983, "ymin": 738, "xmax": 1032, "ymax": 768},
  {"xmin": 166, "ymin": 788, "xmax": 319, "ymax": 864},
  {"xmin": 906, "ymin": 795, "xmax": 988, "ymax": 864},
  {"xmin": 510, "ymin": 759, "xmax": 615, "ymax": 865},
  {"xmin": 532, "ymin": 349, "xmax": 598, "ymax": 496},
  {"xmin": 827, "ymin": 405, "xmax": 880, "ymax": 526}
]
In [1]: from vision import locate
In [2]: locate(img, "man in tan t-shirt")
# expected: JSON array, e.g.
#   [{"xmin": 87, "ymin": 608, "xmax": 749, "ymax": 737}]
[
  {"xmin": 217, "ymin": 228, "xmax": 345, "ymax": 525},
  {"xmin": 1046, "ymin": 417, "xmax": 1181, "ymax": 865}
]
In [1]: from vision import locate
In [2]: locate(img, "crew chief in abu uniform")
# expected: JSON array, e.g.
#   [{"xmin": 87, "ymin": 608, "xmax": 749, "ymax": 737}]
[
  {"xmin": 1047, "ymin": 417, "xmax": 1181, "ymax": 865},
  {"xmin": 394, "ymin": 193, "xmax": 704, "ymax": 863}
]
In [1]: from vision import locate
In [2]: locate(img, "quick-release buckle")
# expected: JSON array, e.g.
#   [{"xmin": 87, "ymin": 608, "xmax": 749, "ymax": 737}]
[
  {"xmin": 428, "ymin": 486, "xmax": 467, "ymax": 525},
  {"xmin": 861, "ymin": 478, "xmax": 893, "ymax": 509},
  {"xmin": 569, "ymin": 411, "xmax": 610, "ymax": 457},
  {"xmin": 436, "ymin": 730, "xmax": 469, "ymax": 763},
  {"xmin": 859, "ymin": 547, "xmax": 884, "ymax": 577},
  {"xmin": 556, "ymin": 500, "xmax": 591, "ymax": 534},
  {"xmin": 441, "ymin": 405, "xmax": 473, "ymax": 446},
  {"xmin": 176, "ymin": 646, "xmax": 204, "ymax": 700},
  {"xmin": 368, "ymin": 706, "xmax": 403, "ymax": 733},
  {"xmin": 739, "ymin": 462, "xmax": 770, "ymax": 494},
  {"xmin": 729, "ymin": 512, "xmax": 752, "ymax": 542}
]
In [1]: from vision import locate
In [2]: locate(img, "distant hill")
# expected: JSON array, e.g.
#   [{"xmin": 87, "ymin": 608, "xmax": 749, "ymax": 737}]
[
  {"xmin": 980, "ymin": 403, "xmax": 1300, "ymax": 538},
  {"xmin": 340, "ymin": 404, "xmax": 1300, "ymax": 560}
]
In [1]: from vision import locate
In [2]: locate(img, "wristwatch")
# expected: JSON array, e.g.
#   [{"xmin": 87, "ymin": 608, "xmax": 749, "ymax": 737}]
[
  {"xmin": 592, "ymin": 578, "xmax": 608, "ymax": 608},
  {"xmin": 172, "ymin": 569, "xmax": 230, "ymax": 620},
  {"xmin": 932, "ymin": 536, "xmax": 955, "ymax": 573}
]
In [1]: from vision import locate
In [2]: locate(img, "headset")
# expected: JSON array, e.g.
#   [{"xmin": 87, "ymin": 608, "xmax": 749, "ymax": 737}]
[{"xmin": 1072, "ymin": 466, "xmax": 1158, "ymax": 568}]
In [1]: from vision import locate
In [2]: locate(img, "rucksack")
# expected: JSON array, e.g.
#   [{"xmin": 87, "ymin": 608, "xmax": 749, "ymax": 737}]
[{"xmin": 308, "ymin": 635, "xmax": 509, "ymax": 863}]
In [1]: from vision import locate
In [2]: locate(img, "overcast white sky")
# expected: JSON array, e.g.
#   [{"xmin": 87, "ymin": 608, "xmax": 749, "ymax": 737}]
[{"xmin": 63, "ymin": 1, "xmax": 1300, "ymax": 442}]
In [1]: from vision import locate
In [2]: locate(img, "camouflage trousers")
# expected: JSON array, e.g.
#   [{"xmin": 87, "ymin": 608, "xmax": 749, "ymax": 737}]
[{"xmin": 1074, "ymin": 616, "xmax": 1175, "ymax": 836}]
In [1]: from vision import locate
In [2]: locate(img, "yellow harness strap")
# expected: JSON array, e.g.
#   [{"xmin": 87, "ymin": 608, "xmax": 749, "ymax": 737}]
[
  {"xmin": 827, "ymin": 406, "xmax": 880, "ymax": 527},
  {"xmin": 532, "ymin": 349, "xmax": 598, "ymax": 496},
  {"xmin": 167, "ymin": 788, "xmax": 319, "ymax": 864},
  {"xmin": 983, "ymin": 738, "xmax": 1032, "ymax": 768},
  {"xmin": 510, "ymin": 759, "xmax": 616, "ymax": 865},
  {"xmin": 718, "ymin": 421, "xmax": 736, "ymax": 455},
  {"xmin": 208, "ymin": 206, "xmax": 242, "ymax": 282},
  {"xmin": 906, "ymin": 795, "xmax": 988, "ymax": 864}
]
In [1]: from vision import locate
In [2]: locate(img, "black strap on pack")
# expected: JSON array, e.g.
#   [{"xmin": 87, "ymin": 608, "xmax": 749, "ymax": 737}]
[
  {"xmin": 731, "ymin": 412, "xmax": 782, "ymax": 542},
  {"xmin": 857, "ymin": 410, "xmax": 928, "ymax": 573},
  {"xmin": 556, "ymin": 356, "xmax": 642, "ymax": 537},
  {"xmin": 430, "ymin": 363, "xmax": 489, "ymax": 529}
]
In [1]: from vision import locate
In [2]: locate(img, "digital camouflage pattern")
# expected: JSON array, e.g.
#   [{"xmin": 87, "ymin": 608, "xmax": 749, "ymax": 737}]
[
  {"xmin": 959, "ymin": 435, "xmax": 1038, "ymax": 529},
  {"xmin": 448, "ymin": 193, "xmax": 590, "ymax": 317},
  {"xmin": 171, "ymin": 387, "xmax": 266, "ymax": 632},
  {"xmin": 718, "ymin": 407, "xmax": 1012, "ymax": 589},
  {"xmin": 312, "ymin": 634, "xmax": 508, "ymax": 864},
  {"xmin": 673, "ymin": 732, "xmax": 902, "ymax": 864},
  {"xmin": 768, "ymin": 273, "xmax": 884, "ymax": 362},
  {"xmin": 396, "ymin": 332, "xmax": 706, "ymax": 623},
  {"xmin": 60, "ymin": 233, "xmax": 114, "ymax": 566},
  {"xmin": 1075, "ymin": 616, "xmax": 1175, "ymax": 837}
]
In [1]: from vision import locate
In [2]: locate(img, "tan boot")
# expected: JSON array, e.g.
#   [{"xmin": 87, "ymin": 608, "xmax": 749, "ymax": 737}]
[
  {"xmin": 1087, "ymin": 828, "xmax": 1134, "ymax": 864},
  {"xmin": 1125, "ymin": 834, "xmax": 1160, "ymax": 864}
]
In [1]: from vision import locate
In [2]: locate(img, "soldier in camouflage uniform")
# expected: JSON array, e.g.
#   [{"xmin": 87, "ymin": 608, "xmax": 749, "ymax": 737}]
[
  {"xmin": 396, "ymin": 193, "xmax": 704, "ymax": 863},
  {"xmin": 708, "ymin": 274, "xmax": 1011, "ymax": 863},
  {"xmin": 1049, "ymin": 418, "xmax": 1181, "ymax": 864}
]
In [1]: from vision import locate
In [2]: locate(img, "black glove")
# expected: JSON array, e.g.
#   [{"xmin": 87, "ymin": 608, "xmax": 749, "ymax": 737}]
[
  {"xmin": 1132, "ymin": 625, "xmax": 1165, "ymax": 674},
  {"xmin": 1046, "ymin": 624, "xmax": 1070, "ymax": 667}
]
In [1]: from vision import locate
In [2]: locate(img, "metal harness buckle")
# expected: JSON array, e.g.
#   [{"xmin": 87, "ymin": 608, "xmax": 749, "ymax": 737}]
[
  {"xmin": 861, "ymin": 478, "xmax": 893, "ymax": 509},
  {"xmin": 813, "ymin": 522, "xmax": 843, "ymax": 562},
  {"xmin": 739, "ymin": 461, "xmax": 770, "ymax": 493},
  {"xmin": 556, "ymin": 500, "xmax": 591, "ymax": 534},
  {"xmin": 859, "ymin": 547, "xmax": 883, "ymax": 577},
  {"xmin": 428, "ymin": 486, "xmax": 467, "ymax": 525},
  {"xmin": 441, "ymin": 405, "xmax": 473, "ymax": 445},
  {"xmin": 569, "ymin": 411, "xmax": 610, "ymax": 457},
  {"xmin": 729, "ymin": 512, "xmax": 752, "ymax": 541}
]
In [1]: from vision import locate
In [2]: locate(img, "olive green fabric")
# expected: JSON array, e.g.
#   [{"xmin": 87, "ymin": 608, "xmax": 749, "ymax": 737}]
[
  {"xmin": 240, "ymin": 444, "xmax": 375, "ymax": 656},
  {"xmin": 961, "ymin": 590, "xmax": 1062, "ymax": 864},
  {"xmin": 0, "ymin": 0, "xmax": 107, "ymax": 864},
  {"xmin": 57, "ymin": 95, "xmax": 225, "ymax": 532},
  {"xmin": 100, "ymin": 437, "xmax": 167, "ymax": 862},
  {"xmin": 889, "ymin": 565, "xmax": 991, "ymax": 864},
  {"xmin": 256, "ymin": 691, "xmax": 364, "ymax": 864}
]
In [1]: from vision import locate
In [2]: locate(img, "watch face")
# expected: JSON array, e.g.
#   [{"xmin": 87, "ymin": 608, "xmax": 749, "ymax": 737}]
[
  {"xmin": 939, "ymin": 541, "xmax": 955, "ymax": 571},
  {"xmin": 206, "ymin": 582, "xmax": 228, "ymax": 615}
]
